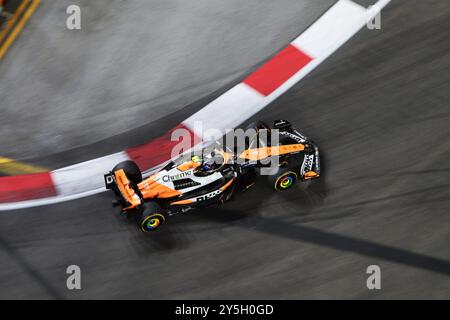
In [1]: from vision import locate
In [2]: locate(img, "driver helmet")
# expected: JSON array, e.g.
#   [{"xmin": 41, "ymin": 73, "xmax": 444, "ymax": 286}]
[
  {"xmin": 191, "ymin": 155, "xmax": 201, "ymax": 163},
  {"xmin": 202, "ymin": 152, "xmax": 216, "ymax": 171}
]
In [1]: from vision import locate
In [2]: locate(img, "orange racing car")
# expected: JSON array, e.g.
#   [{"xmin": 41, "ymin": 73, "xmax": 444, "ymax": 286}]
[{"xmin": 105, "ymin": 120, "xmax": 321, "ymax": 233}]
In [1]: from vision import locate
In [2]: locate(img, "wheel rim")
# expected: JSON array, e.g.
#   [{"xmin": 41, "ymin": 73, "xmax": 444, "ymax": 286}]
[
  {"xmin": 275, "ymin": 172, "xmax": 297, "ymax": 191},
  {"xmin": 147, "ymin": 218, "xmax": 160, "ymax": 229},
  {"xmin": 141, "ymin": 214, "xmax": 165, "ymax": 232}
]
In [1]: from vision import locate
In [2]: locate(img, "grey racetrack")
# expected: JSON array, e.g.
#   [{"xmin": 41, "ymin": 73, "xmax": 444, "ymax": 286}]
[{"xmin": 0, "ymin": 0, "xmax": 449, "ymax": 299}]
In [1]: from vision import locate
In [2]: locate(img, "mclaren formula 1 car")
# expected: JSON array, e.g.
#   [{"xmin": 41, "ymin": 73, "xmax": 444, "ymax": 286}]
[{"xmin": 105, "ymin": 120, "xmax": 321, "ymax": 233}]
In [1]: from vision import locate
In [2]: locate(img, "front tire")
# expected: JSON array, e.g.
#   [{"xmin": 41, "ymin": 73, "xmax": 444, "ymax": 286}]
[
  {"xmin": 137, "ymin": 202, "xmax": 166, "ymax": 233},
  {"xmin": 269, "ymin": 167, "xmax": 298, "ymax": 192}
]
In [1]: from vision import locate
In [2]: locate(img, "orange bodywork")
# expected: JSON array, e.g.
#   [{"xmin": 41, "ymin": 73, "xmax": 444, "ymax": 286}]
[
  {"xmin": 114, "ymin": 169, "xmax": 142, "ymax": 209},
  {"xmin": 114, "ymin": 171, "xmax": 182, "ymax": 209},
  {"xmin": 303, "ymin": 171, "xmax": 319, "ymax": 180},
  {"xmin": 220, "ymin": 178, "xmax": 235, "ymax": 191},
  {"xmin": 177, "ymin": 161, "xmax": 201, "ymax": 171},
  {"xmin": 170, "ymin": 199, "xmax": 194, "ymax": 205},
  {"xmin": 113, "ymin": 143, "xmax": 306, "ymax": 210},
  {"xmin": 137, "ymin": 176, "xmax": 181, "ymax": 200},
  {"xmin": 169, "ymin": 178, "xmax": 235, "ymax": 206},
  {"xmin": 238, "ymin": 144, "xmax": 304, "ymax": 161}
]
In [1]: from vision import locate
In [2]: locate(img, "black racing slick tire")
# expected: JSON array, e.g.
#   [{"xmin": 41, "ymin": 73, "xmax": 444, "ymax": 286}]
[
  {"xmin": 137, "ymin": 202, "xmax": 166, "ymax": 233},
  {"xmin": 112, "ymin": 160, "xmax": 142, "ymax": 184},
  {"xmin": 269, "ymin": 166, "xmax": 298, "ymax": 192}
]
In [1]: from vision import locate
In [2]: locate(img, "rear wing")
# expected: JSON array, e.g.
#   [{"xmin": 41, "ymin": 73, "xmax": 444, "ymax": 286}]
[
  {"xmin": 105, "ymin": 172, "xmax": 127, "ymax": 208},
  {"xmin": 104, "ymin": 170, "xmax": 142, "ymax": 209},
  {"xmin": 104, "ymin": 172, "xmax": 116, "ymax": 190}
]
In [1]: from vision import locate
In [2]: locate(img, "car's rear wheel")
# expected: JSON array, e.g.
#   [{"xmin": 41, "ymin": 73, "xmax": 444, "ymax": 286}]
[
  {"xmin": 112, "ymin": 160, "xmax": 142, "ymax": 184},
  {"xmin": 137, "ymin": 202, "xmax": 166, "ymax": 233},
  {"xmin": 269, "ymin": 166, "xmax": 298, "ymax": 192}
]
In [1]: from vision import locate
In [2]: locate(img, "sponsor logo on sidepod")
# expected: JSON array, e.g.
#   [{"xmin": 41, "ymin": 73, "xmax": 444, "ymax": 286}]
[
  {"xmin": 162, "ymin": 171, "xmax": 192, "ymax": 182},
  {"xmin": 196, "ymin": 190, "xmax": 222, "ymax": 202}
]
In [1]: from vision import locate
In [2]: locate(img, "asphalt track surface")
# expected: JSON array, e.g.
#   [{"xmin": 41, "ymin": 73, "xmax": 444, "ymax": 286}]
[{"xmin": 1, "ymin": 0, "xmax": 450, "ymax": 299}]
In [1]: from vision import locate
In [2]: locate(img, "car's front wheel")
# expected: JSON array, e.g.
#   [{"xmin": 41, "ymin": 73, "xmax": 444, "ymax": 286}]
[{"xmin": 269, "ymin": 166, "xmax": 298, "ymax": 192}]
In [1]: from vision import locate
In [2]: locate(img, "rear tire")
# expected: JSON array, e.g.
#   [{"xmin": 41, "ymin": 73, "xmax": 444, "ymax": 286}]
[
  {"xmin": 112, "ymin": 160, "xmax": 142, "ymax": 184},
  {"xmin": 269, "ymin": 166, "xmax": 298, "ymax": 192},
  {"xmin": 137, "ymin": 202, "xmax": 166, "ymax": 233}
]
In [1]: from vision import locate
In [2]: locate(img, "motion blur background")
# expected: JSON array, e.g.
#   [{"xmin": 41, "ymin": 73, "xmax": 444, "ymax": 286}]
[{"xmin": 0, "ymin": 0, "xmax": 449, "ymax": 299}]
